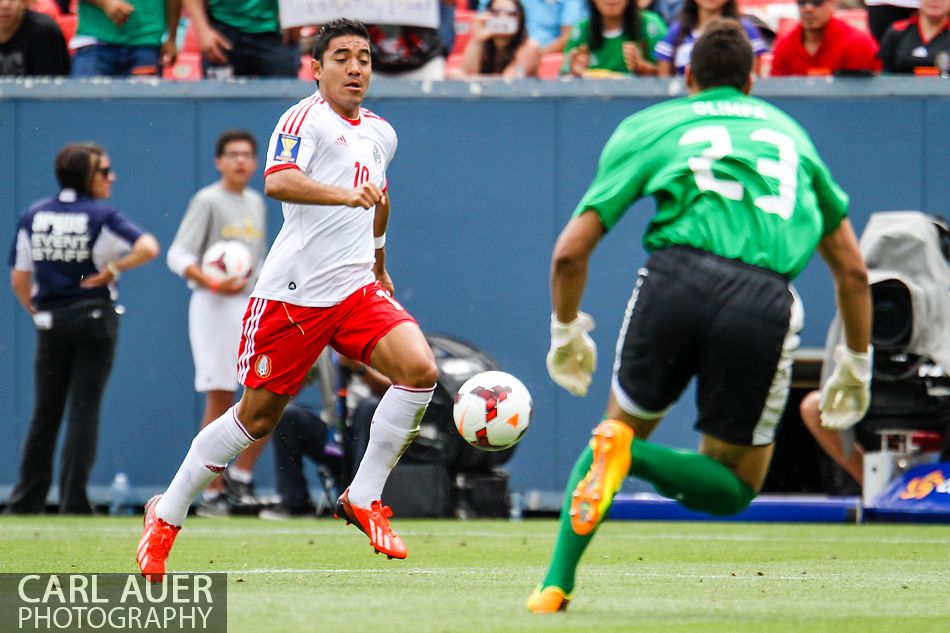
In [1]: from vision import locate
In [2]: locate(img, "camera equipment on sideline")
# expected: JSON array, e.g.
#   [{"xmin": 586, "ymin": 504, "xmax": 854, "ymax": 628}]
[{"xmin": 823, "ymin": 211, "xmax": 950, "ymax": 453}]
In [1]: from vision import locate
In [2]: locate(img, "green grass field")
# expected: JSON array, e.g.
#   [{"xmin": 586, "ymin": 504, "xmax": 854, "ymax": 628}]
[{"xmin": 3, "ymin": 516, "xmax": 950, "ymax": 632}]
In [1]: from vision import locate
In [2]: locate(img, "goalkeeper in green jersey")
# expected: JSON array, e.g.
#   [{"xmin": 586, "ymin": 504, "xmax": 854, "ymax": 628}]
[{"xmin": 528, "ymin": 19, "xmax": 873, "ymax": 613}]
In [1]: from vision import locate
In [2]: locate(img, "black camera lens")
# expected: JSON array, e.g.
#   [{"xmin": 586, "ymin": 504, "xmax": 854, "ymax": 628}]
[{"xmin": 871, "ymin": 280, "xmax": 913, "ymax": 351}]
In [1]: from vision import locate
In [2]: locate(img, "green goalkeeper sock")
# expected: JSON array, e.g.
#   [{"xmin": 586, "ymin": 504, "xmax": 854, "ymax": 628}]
[
  {"xmin": 540, "ymin": 443, "xmax": 594, "ymax": 594},
  {"xmin": 629, "ymin": 438, "xmax": 756, "ymax": 515}
]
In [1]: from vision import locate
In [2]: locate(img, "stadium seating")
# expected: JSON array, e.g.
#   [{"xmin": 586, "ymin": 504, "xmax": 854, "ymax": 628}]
[
  {"xmin": 298, "ymin": 56, "xmax": 313, "ymax": 81},
  {"xmin": 445, "ymin": 53, "xmax": 464, "ymax": 76},
  {"xmin": 182, "ymin": 21, "xmax": 200, "ymax": 54},
  {"xmin": 835, "ymin": 8, "xmax": 871, "ymax": 33},
  {"xmin": 55, "ymin": 14, "xmax": 77, "ymax": 46},
  {"xmin": 453, "ymin": 9, "xmax": 474, "ymax": 57},
  {"xmin": 538, "ymin": 53, "xmax": 563, "ymax": 79},
  {"xmin": 163, "ymin": 52, "xmax": 202, "ymax": 81},
  {"xmin": 33, "ymin": 0, "xmax": 61, "ymax": 17}
]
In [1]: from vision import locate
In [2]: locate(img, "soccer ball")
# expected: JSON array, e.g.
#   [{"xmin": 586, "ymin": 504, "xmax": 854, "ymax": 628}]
[
  {"xmin": 201, "ymin": 240, "xmax": 252, "ymax": 282},
  {"xmin": 453, "ymin": 371, "xmax": 532, "ymax": 451}
]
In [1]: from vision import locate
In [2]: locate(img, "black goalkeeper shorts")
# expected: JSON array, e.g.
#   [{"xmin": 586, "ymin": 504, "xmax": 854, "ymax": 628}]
[{"xmin": 612, "ymin": 246, "xmax": 802, "ymax": 446}]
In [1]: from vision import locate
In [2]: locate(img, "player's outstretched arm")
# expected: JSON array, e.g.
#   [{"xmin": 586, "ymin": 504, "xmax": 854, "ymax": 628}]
[
  {"xmin": 816, "ymin": 219, "xmax": 872, "ymax": 430},
  {"xmin": 817, "ymin": 219, "xmax": 871, "ymax": 357},
  {"xmin": 547, "ymin": 210, "xmax": 604, "ymax": 396},
  {"xmin": 265, "ymin": 168, "xmax": 383, "ymax": 209},
  {"xmin": 551, "ymin": 210, "xmax": 604, "ymax": 323}
]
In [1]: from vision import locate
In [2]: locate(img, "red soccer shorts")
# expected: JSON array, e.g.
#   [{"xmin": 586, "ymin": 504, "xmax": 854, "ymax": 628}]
[{"xmin": 236, "ymin": 281, "xmax": 417, "ymax": 395}]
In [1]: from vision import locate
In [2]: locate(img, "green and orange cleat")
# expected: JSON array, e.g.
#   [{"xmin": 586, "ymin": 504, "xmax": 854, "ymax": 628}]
[{"xmin": 569, "ymin": 420, "xmax": 634, "ymax": 535}]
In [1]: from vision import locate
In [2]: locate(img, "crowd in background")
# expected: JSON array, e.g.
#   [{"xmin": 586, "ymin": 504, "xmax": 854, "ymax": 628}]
[{"xmin": 0, "ymin": 0, "xmax": 948, "ymax": 79}]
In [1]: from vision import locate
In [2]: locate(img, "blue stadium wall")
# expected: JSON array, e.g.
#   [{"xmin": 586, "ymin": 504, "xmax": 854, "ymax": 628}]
[{"xmin": 1, "ymin": 78, "xmax": 948, "ymax": 498}]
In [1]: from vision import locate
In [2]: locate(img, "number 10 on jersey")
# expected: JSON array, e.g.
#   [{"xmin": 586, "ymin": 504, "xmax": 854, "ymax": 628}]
[{"xmin": 353, "ymin": 161, "xmax": 370, "ymax": 187}]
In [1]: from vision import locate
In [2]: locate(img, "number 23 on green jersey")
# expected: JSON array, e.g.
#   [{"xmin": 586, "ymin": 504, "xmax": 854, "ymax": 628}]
[{"xmin": 574, "ymin": 86, "xmax": 849, "ymax": 280}]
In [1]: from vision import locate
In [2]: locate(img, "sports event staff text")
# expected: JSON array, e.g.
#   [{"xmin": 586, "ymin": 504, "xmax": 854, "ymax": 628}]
[{"xmin": 0, "ymin": 573, "xmax": 227, "ymax": 632}]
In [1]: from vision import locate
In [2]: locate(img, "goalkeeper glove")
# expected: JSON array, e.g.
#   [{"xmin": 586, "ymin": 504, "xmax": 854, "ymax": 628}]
[
  {"xmin": 546, "ymin": 312, "xmax": 597, "ymax": 396},
  {"xmin": 819, "ymin": 345, "xmax": 873, "ymax": 431}
]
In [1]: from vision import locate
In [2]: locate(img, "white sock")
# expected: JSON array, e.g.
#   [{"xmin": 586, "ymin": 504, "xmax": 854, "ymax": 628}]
[
  {"xmin": 348, "ymin": 385, "xmax": 434, "ymax": 507},
  {"xmin": 155, "ymin": 406, "xmax": 255, "ymax": 526},
  {"xmin": 227, "ymin": 467, "xmax": 253, "ymax": 484}
]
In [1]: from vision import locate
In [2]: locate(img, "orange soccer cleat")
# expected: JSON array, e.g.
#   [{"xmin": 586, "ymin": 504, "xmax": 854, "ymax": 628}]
[
  {"xmin": 569, "ymin": 420, "xmax": 634, "ymax": 536},
  {"xmin": 136, "ymin": 495, "xmax": 181, "ymax": 583},
  {"xmin": 334, "ymin": 488, "xmax": 408, "ymax": 560},
  {"xmin": 526, "ymin": 586, "xmax": 571, "ymax": 613}
]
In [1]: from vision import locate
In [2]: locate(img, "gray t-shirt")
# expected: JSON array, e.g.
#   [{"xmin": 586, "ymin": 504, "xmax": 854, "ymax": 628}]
[{"xmin": 167, "ymin": 182, "xmax": 267, "ymax": 292}]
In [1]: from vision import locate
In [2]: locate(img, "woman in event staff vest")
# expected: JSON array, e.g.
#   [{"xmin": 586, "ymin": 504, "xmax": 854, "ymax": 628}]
[{"xmin": 6, "ymin": 142, "xmax": 159, "ymax": 514}]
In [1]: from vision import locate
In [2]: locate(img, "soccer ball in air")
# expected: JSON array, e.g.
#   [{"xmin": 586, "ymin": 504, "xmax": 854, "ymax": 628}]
[
  {"xmin": 201, "ymin": 240, "xmax": 252, "ymax": 282},
  {"xmin": 453, "ymin": 371, "xmax": 532, "ymax": 451}
]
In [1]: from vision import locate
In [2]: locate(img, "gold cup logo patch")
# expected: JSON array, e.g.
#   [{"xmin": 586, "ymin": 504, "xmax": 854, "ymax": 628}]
[{"xmin": 278, "ymin": 135, "xmax": 299, "ymax": 162}]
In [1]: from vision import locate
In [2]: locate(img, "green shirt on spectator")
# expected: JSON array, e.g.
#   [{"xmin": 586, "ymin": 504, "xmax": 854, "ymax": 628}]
[
  {"xmin": 77, "ymin": 0, "xmax": 167, "ymax": 47},
  {"xmin": 208, "ymin": 0, "xmax": 280, "ymax": 34},
  {"xmin": 562, "ymin": 11, "xmax": 667, "ymax": 75}
]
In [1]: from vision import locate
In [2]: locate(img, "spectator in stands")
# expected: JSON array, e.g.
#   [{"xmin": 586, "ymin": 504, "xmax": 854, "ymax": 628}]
[
  {"xmin": 642, "ymin": 0, "xmax": 683, "ymax": 27},
  {"xmin": 0, "ymin": 0, "xmax": 70, "ymax": 75},
  {"xmin": 478, "ymin": 0, "xmax": 587, "ymax": 54},
  {"xmin": 71, "ymin": 0, "xmax": 179, "ymax": 77},
  {"xmin": 865, "ymin": 0, "xmax": 919, "ymax": 44},
  {"xmin": 654, "ymin": 0, "xmax": 768, "ymax": 75},
  {"xmin": 450, "ymin": 0, "xmax": 541, "ymax": 79},
  {"xmin": 181, "ymin": 0, "xmax": 299, "ymax": 78},
  {"xmin": 771, "ymin": 0, "xmax": 881, "ymax": 76},
  {"xmin": 367, "ymin": 24, "xmax": 446, "ymax": 80},
  {"xmin": 879, "ymin": 0, "xmax": 950, "ymax": 73},
  {"xmin": 562, "ymin": 0, "xmax": 667, "ymax": 77},
  {"xmin": 440, "ymin": 0, "xmax": 456, "ymax": 58}
]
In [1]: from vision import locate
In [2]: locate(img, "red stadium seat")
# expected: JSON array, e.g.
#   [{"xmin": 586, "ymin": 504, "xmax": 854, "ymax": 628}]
[
  {"xmin": 298, "ymin": 55, "xmax": 314, "ymax": 81},
  {"xmin": 182, "ymin": 21, "xmax": 200, "ymax": 54},
  {"xmin": 163, "ymin": 51, "xmax": 202, "ymax": 81},
  {"xmin": 453, "ymin": 9, "xmax": 475, "ymax": 57},
  {"xmin": 777, "ymin": 16, "xmax": 797, "ymax": 38},
  {"xmin": 537, "ymin": 52, "xmax": 563, "ymax": 79},
  {"xmin": 445, "ymin": 52, "xmax": 464, "ymax": 76},
  {"xmin": 835, "ymin": 8, "xmax": 870, "ymax": 34},
  {"xmin": 32, "ymin": 0, "xmax": 61, "ymax": 17},
  {"xmin": 55, "ymin": 14, "xmax": 77, "ymax": 45}
]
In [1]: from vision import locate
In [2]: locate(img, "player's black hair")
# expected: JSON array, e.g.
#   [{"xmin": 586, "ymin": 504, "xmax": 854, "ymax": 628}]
[
  {"xmin": 311, "ymin": 18, "xmax": 371, "ymax": 63},
  {"xmin": 587, "ymin": 0, "xmax": 641, "ymax": 52},
  {"xmin": 690, "ymin": 19, "xmax": 754, "ymax": 90},
  {"xmin": 675, "ymin": 0, "xmax": 741, "ymax": 48},
  {"xmin": 54, "ymin": 142, "xmax": 106, "ymax": 196},
  {"xmin": 215, "ymin": 129, "xmax": 257, "ymax": 157},
  {"xmin": 480, "ymin": 0, "xmax": 529, "ymax": 74}
]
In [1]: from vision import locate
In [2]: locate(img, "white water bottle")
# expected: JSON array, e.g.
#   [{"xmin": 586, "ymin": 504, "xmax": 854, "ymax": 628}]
[{"xmin": 109, "ymin": 472, "xmax": 131, "ymax": 516}]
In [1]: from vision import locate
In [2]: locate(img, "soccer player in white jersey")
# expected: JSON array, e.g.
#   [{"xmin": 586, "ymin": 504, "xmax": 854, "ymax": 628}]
[{"xmin": 136, "ymin": 18, "xmax": 439, "ymax": 580}]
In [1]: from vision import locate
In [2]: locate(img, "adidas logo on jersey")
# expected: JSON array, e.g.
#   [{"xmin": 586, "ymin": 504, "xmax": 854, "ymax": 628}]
[{"xmin": 335, "ymin": 135, "xmax": 348, "ymax": 146}]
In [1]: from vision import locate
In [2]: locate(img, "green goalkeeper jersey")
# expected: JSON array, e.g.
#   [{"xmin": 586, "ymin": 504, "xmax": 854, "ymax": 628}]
[{"xmin": 574, "ymin": 86, "xmax": 849, "ymax": 279}]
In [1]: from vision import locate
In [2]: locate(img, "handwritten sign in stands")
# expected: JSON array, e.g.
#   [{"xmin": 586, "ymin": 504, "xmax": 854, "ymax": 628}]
[{"xmin": 278, "ymin": 0, "xmax": 440, "ymax": 29}]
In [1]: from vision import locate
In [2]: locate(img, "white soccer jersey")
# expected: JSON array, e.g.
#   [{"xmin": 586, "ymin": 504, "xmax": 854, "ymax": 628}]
[{"xmin": 256, "ymin": 92, "xmax": 397, "ymax": 307}]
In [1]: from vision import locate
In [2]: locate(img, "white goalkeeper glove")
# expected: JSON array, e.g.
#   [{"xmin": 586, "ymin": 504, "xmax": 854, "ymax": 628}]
[
  {"xmin": 546, "ymin": 312, "xmax": 597, "ymax": 397},
  {"xmin": 819, "ymin": 345, "xmax": 873, "ymax": 431}
]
